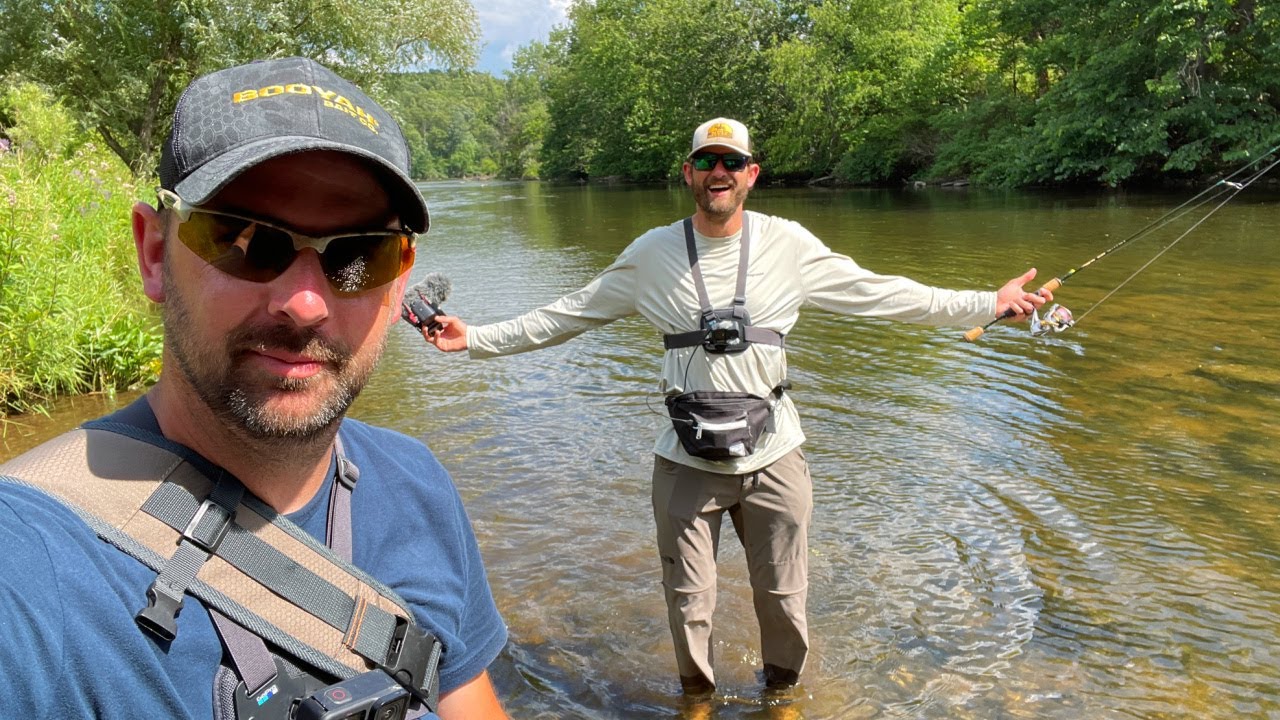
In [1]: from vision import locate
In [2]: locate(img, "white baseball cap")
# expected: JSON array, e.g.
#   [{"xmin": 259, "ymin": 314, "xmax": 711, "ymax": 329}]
[{"xmin": 689, "ymin": 117, "xmax": 751, "ymax": 157}]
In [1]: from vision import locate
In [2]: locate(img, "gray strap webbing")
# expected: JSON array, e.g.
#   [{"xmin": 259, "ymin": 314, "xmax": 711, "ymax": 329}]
[
  {"xmin": 140, "ymin": 475, "xmax": 401, "ymax": 651},
  {"xmin": 218, "ymin": 435, "xmax": 358, "ymax": 696},
  {"xmin": 683, "ymin": 216, "xmax": 726, "ymax": 318},
  {"xmin": 0, "ymin": 427, "xmax": 439, "ymax": 704},
  {"xmin": 211, "ymin": 611, "xmax": 278, "ymax": 695},
  {"xmin": 663, "ymin": 215, "xmax": 784, "ymax": 350},
  {"xmin": 326, "ymin": 435, "xmax": 358, "ymax": 561},
  {"xmin": 683, "ymin": 214, "xmax": 750, "ymax": 317},
  {"xmin": 137, "ymin": 475, "xmax": 243, "ymax": 640}
]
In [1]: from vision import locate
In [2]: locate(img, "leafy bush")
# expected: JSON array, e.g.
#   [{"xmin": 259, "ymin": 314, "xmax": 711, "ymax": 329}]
[{"xmin": 1, "ymin": 82, "xmax": 161, "ymax": 416}]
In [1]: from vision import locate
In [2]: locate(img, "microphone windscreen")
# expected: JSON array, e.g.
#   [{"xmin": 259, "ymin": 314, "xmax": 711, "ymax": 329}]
[{"xmin": 416, "ymin": 273, "xmax": 452, "ymax": 305}]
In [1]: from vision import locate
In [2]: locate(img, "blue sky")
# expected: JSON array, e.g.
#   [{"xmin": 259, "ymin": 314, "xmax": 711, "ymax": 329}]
[{"xmin": 472, "ymin": 0, "xmax": 571, "ymax": 75}]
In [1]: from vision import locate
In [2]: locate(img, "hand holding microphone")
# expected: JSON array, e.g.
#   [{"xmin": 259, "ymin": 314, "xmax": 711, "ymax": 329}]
[
  {"xmin": 401, "ymin": 273, "xmax": 451, "ymax": 336},
  {"xmin": 400, "ymin": 273, "xmax": 469, "ymax": 351}
]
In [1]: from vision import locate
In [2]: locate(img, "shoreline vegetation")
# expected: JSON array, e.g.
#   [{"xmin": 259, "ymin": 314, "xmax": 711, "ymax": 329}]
[
  {"xmin": 1, "ymin": 84, "xmax": 161, "ymax": 423},
  {"xmin": 2, "ymin": 0, "xmax": 1276, "ymax": 419}
]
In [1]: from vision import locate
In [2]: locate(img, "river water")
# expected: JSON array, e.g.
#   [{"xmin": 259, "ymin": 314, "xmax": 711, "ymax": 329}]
[{"xmin": 4, "ymin": 181, "xmax": 1278, "ymax": 719}]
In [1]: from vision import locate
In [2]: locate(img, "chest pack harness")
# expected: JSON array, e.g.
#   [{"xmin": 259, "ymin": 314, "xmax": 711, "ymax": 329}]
[
  {"xmin": 0, "ymin": 422, "xmax": 442, "ymax": 720},
  {"xmin": 662, "ymin": 214, "xmax": 785, "ymax": 355},
  {"xmin": 660, "ymin": 215, "xmax": 789, "ymax": 460}
]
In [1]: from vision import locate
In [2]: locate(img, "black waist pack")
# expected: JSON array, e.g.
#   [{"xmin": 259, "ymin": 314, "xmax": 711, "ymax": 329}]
[{"xmin": 665, "ymin": 386, "xmax": 785, "ymax": 460}]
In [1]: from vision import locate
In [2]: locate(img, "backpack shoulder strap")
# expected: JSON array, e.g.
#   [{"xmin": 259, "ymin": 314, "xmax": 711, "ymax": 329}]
[
  {"xmin": 663, "ymin": 214, "xmax": 784, "ymax": 350},
  {"xmin": 0, "ymin": 427, "xmax": 441, "ymax": 711}
]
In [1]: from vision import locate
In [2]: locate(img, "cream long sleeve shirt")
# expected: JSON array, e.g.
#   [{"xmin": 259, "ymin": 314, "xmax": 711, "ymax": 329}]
[{"xmin": 467, "ymin": 210, "xmax": 997, "ymax": 474}]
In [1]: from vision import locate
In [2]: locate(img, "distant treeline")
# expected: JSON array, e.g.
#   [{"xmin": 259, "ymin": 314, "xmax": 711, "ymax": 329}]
[
  {"xmin": 386, "ymin": 69, "xmax": 545, "ymax": 181},
  {"xmin": 3, "ymin": 0, "xmax": 1278, "ymax": 190},
  {"xmin": 393, "ymin": 0, "xmax": 1280, "ymax": 187}
]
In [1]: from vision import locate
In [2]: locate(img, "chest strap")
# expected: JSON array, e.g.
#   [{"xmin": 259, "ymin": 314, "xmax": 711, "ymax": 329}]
[
  {"xmin": 662, "ymin": 215, "xmax": 785, "ymax": 350},
  {"xmin": 207, "ymin": 434, "xmax": 363, "ymax": 700},
  {"xmin": 0, "ymin": 426, "xmax": 441, "ymax": 711}
]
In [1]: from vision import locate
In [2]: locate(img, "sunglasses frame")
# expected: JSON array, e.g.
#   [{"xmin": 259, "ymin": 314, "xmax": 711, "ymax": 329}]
[
  {"xmin": 689, "ymin": 151, "xmax": 753, "ymax": 173},
  {"xmin": 156, "ymin": 188, "xmax": 417, "ymax": 295}
]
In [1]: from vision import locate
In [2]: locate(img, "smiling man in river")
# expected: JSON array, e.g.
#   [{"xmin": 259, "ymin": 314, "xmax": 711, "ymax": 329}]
[{"xmin": 424, "ymin": 117, "xmax": 1048, "ymax": 701}]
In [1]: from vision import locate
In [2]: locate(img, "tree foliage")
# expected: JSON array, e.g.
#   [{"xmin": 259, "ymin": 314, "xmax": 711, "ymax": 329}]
[
  {"xmin": 538, "ymin": 0, "xmax": 800, "ymax": 181},
  {"xmin": 3, "ymin": 0, "xmax": 1277, "ymax": 188},
  {"xmin": 1, "ymin": 84, "xmax": 161, "ymax": 415},
  {"xmin": 767, "ymin": 0, "xmax": 971, "ymax": 182},
  {"xmin": 0, "ymin": 0, "xmax": 480, "ymax": 175},
  {"xmin": 934, "ymin": 0, "xmax": 1280, "ymax": 185},
  {"xmin": 528, "ymin": 0, "xmax": 1280, "ymax": 187},
  {"xmin": 390, "ymin": 71, "xmax": 502, "ymax": 179},
  {"xmin": 388, "ymin": 64, "xmax": 547, "ymax": 180}
]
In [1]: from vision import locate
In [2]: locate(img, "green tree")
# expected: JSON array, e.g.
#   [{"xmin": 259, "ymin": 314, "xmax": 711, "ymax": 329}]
[
  {"xmin": 527, "ymin": 0, "xmax": 1278, "ymax": 187},
  {"xmin": 767, "ymin": 0, "xmax": 971, "ymax": 182},
  {"xmin": 498, "ymin": 42, "xmax": 555, "ymax": 180},
  {"xmin": 944, "ymin": 0, "xmax": 1280, "ymax": 185},
  {"xmin": 540, "ymin": 0, "xmax": 799, "ymax": 181},
  {"xmin": 387, "ymin": 70, "xmax": 509, "ymax": 179},
  {"xmin": 0, "ymin": 0, "xmax": 480, "ymax": 175}
]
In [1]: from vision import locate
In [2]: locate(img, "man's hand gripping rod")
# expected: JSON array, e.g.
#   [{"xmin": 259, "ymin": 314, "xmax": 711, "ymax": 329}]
[
  {"xmin": 963, "ymin": 278, "xmax": 1062, "ymax": 342},
  {"xmin": 962, "ymin": 142, "xmax": 1280, "ymax": 343}
]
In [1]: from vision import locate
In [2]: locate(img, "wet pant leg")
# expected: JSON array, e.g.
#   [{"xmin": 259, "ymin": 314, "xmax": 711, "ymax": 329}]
[
  {"xmin": 733, "ymin": 448, "xmax": 812, "ymax": 686},
  {"xmin": 652, "ymin": 456, "xmax": 738, "ymax": 692}
]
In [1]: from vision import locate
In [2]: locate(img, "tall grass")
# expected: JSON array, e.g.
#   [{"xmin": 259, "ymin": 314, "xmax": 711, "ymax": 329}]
[{"xmin": 1, "ymin": 83, "xmax": 162, "ymax": 418}]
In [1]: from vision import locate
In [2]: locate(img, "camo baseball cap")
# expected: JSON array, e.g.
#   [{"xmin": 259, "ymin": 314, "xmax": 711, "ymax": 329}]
[{"xmin": 159, "ymin": 57, "xmax": 429, "ymax": 233}]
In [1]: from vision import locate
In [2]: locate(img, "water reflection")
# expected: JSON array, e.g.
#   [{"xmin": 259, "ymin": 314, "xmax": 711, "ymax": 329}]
[
  {"xmin": 6, "ymin": 182, "xmax": 1280, "ymax": 718},
  {"xmin": 1, "ymin": 389, "xmax": 142, "ymax": 458}
]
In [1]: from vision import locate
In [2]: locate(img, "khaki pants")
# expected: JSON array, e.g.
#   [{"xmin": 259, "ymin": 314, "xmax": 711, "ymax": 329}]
[{"xmin": 651, "ymin": 448, "xmax": 812, "ymax": 691}]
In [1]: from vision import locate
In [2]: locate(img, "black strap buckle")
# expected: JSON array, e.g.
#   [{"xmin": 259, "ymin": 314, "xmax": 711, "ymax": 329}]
[
  {"xmin": 136, "ymin": 580, "xmax": 184, "ymax": 641},
  {"xmin": 382, "ymin": 617, "xmax": 443, "ymax": 712}
]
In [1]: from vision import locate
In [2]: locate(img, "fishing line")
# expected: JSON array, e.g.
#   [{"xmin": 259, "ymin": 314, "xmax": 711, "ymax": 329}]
[
  {"xmin": 963, "ymin": 141, "xmax": 1280, "ymax": 342},
  {"xmin": 1074, "ymin": 153, "xmax": 1280, "ymax": 325}
]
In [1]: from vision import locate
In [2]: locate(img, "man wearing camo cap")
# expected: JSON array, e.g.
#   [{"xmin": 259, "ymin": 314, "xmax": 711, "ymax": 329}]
[{"xmin": 0, "ymin": 57, "xmax": 508, "ymax": 719}]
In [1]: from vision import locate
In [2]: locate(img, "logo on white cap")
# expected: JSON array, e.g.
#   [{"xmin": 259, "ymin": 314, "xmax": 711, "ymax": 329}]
[{"xmin": 690, "ymin": 117, "xmax": 750, "ymax": 156}]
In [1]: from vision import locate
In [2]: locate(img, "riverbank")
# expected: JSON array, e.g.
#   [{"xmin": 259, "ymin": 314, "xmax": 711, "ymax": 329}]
[{"xmin": 1, "ymin": 84, "xmax": 162, "ymax": 419}]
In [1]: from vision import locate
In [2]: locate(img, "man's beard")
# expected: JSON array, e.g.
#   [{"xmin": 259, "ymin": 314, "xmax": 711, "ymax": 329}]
[
  {"xmin": 162, "ymin": 268, "xmax": 382, "ymax": 443},
  {"xmin": 692, "ymin": 175, "xmax": 751, "ymax": 222}
]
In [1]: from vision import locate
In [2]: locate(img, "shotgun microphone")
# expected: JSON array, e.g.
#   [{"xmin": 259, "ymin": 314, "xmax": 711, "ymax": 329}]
[{"xmin": 401, "ymin": 273, "xmax": 451, "ymax": 335}]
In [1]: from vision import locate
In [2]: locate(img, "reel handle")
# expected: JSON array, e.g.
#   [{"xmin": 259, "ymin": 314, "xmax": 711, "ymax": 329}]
[{"xmin": 962, "ymin": 277, "xmax": 1062, "ymax": 342}]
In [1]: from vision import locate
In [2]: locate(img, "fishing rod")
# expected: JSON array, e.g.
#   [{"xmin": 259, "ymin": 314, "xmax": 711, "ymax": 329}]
[{"xmin": 963, "ymin": 142, "xmax": 1280, "ymax": 342}]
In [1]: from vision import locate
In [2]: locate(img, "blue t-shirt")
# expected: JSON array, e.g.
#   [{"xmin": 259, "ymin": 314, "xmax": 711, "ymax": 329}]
[{"xmin": 0, "ymin": 399, "xmax": 507, "ymax": 720}]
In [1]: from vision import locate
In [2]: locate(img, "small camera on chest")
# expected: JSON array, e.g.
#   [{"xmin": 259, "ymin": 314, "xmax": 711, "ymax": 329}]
[
  {"xmin": 703, "ymin": 310, "xmax": 749, "ymax": 354},
  {"xmin": 294, "ymin": 670, "xmax": 411, "ymax": 720}
]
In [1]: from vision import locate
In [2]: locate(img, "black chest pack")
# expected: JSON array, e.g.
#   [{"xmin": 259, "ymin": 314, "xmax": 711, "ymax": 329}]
[
  {"xmin": 0, "ymin": 423, "xmax": 442, "ymax": 720},
  {"xmin": 661, "ymin": 215, "xmax": 789, "ymax": 460}
]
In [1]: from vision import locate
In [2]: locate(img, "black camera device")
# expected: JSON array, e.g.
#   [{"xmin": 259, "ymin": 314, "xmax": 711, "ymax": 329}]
[
  {"xmin": 228, "ymin": 657, "xmax": 410, "ymax": 720},
  {"xmin": 400, "ymin": 295, "xmax": 443, "ymax": 335},
  {"xmin": 702, "ymin": 309, "xmax": 750, "ymax": 354},
  {"xmin": 293, "ymin": 670, "xmax": 411, "ymax": 720}
]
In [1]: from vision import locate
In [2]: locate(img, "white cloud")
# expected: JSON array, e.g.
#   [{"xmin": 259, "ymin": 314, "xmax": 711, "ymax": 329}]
[{"xmin": 471, "ymin": 0, "xmax": 571, "ymax": 74}]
